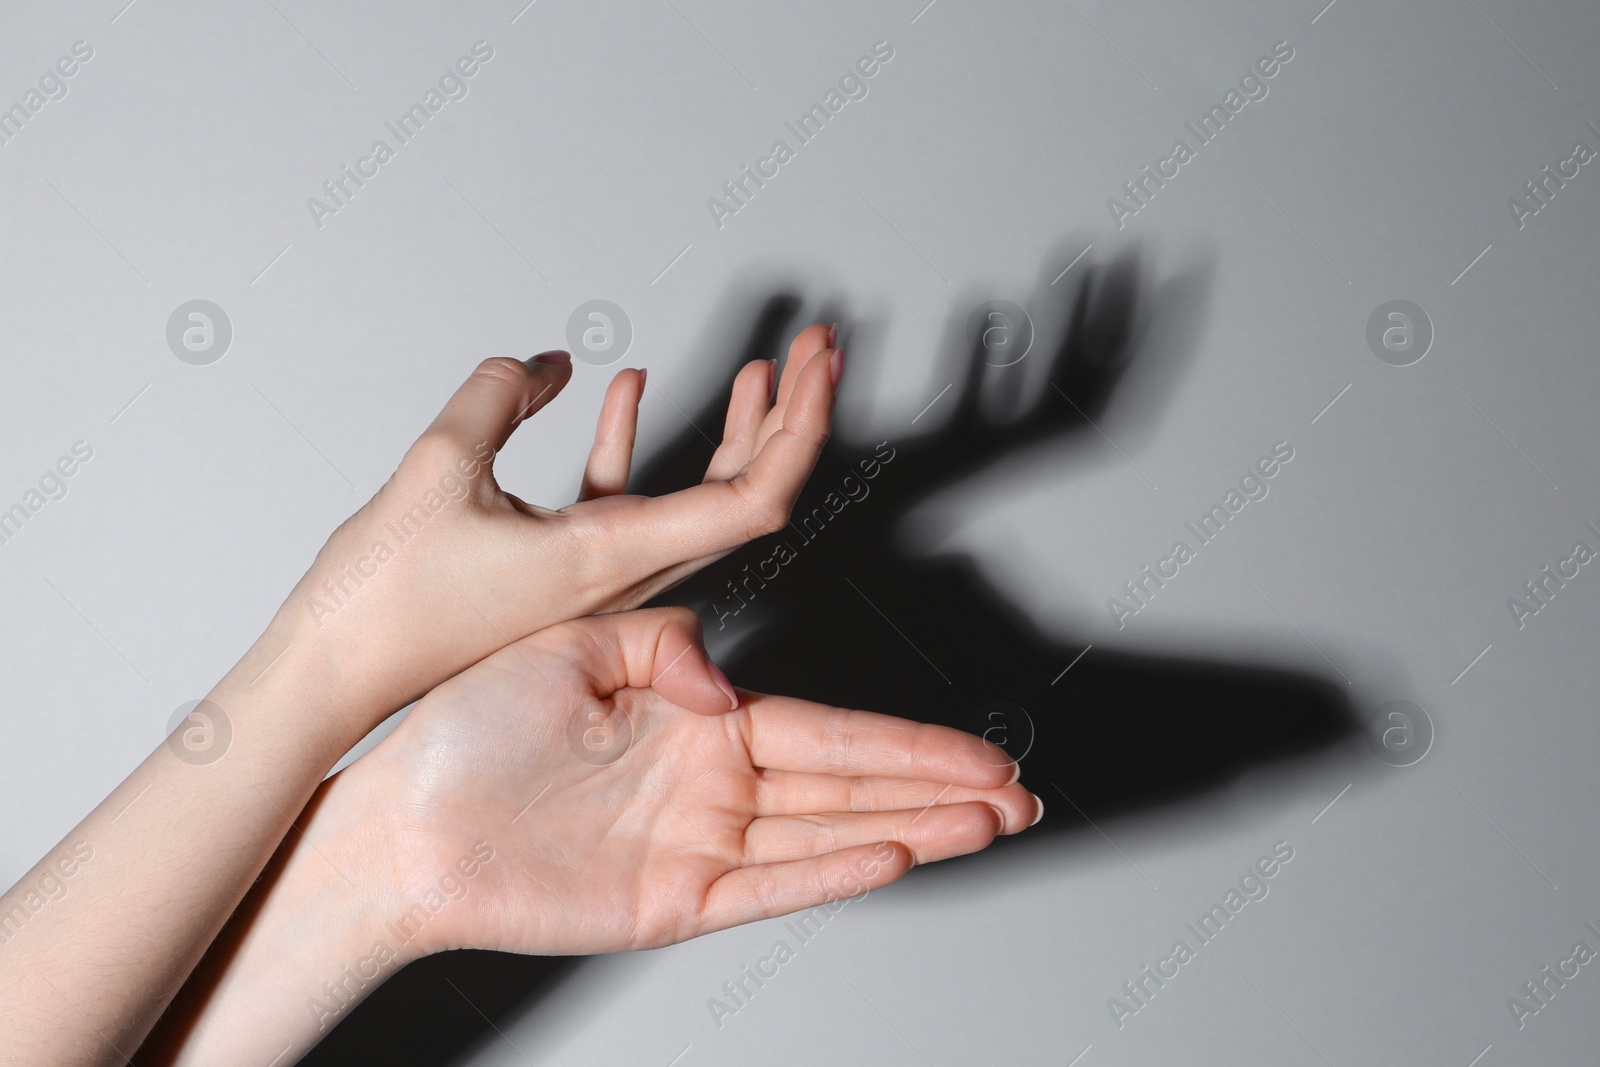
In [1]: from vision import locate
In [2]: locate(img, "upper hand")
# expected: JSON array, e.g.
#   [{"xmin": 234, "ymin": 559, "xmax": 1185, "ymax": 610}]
[{"xmin": 269, "ymin": 325, "xmax": 840, "ymax": 735}]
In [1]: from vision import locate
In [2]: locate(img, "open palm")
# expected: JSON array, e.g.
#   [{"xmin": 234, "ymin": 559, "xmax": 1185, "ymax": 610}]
[{"xmin": 312, "ymin": 608, "xmax": 1041, "ymax": 958}]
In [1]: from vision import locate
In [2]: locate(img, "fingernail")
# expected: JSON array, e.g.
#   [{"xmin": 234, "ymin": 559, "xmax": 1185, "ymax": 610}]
[
  {"xmin": 637, "ymin": 367, "xmax": 648, "ymax": 390},
  {"xmin": 708, "ymin": 661, "xmax": 739, "ymax": 710},
  {"xmin": 829, "ymin": 348, "xmax": 844, "ymax": 391},
  {"xmin": 1007, "ymin": 761, "xmax": 1021, "ymax": 786},
  {"xmin": 987, "ymin": 803, "xmax": 1009, "ymax": 835},
  {"xmin": 1029, "ymin": 794, "xmax": 1045, "ymax": 828},
  {"xmin": 529, "ymin": 350, "xmax": 570, "ymax": 366},
  {"xmin": 767, "ymin": 358, "xmax": 778, "ymax": 397},
  {"xmin": 827, "ymin": 323, "xmax": 838, "ymax": 348}
]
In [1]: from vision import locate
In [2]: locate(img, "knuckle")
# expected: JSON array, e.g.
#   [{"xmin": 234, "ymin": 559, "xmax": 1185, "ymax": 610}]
[
  {"xmin": 822, "ymin": 708, "xmax": 855, "ymax": 771},
  {"xmin": 405, "ymin": 429, "xmax": 473, "ymax": 475},
  {"xmin": 814, "ymin": 862, "xmax": 836, "ymax": 904},
  {"xmin": 661, "ymin": 605, "xmax": 703, "ymax": 636},
  {"xmin": 746, "ymin": 497, "xmax": 790, "ymax": 538},
  {"xmin": 800, "ymin": 814, "xmax": 837, "ymax": 853},
  {"xmin": 755, "ymin": 871, "xmax": 783, "ymax": 916},
  {"xmin": 472, "ymin": 356, "xmax": 529, "ymax": 387}
]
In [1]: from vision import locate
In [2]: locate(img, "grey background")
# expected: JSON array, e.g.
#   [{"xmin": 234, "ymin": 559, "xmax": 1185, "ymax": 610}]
[{"xmin": 2, "ymin": 0, "xmax": 1597, "ymax": 1063}]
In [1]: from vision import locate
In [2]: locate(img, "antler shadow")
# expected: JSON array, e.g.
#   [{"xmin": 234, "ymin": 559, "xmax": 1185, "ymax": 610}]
[{"xmin": 304, "ymin": 240, "xmax": 1360, "ymax": 1066}]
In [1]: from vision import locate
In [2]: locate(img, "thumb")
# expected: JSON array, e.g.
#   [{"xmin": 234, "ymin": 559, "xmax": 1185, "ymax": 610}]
[
  {"xmin": 424, "ymin": 352, "xmax": 573, "ymax": 459},
  {"xmin": 573, "ymin": 607, "xmax": 741, "ymax": 715}
]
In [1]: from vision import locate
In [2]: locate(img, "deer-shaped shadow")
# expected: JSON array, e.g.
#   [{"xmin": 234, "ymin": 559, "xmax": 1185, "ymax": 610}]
[
  {"xmin": 637, "ymin": 245, "xmax": 1356, "ymax": 827},
  {"xmin": 301, "ymin": 241, "xmax": 1360, "ymax": 1066}
]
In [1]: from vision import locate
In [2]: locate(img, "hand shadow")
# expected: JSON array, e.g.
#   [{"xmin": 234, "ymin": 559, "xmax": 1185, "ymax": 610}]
[{"xmin": 299, "ymin": 242, "xmax": 1360, "ymax": 1066}]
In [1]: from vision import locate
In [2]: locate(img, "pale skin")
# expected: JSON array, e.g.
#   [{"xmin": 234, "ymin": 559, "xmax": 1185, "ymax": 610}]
[
  {"xmin": 0, "ymin": 325, "xmax": 840, "ymax": 1066},
  {"xmin": 0, "ymin": 323, "xmax": 1043, "ymax": 1065},
  {"xmin": 138, "ymin": 608, "xmax": 1040, "ymax": 1064}
]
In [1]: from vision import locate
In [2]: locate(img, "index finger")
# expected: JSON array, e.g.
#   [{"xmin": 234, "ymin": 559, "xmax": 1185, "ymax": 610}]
[{"xmin": 743, "ymin": 693, "xmax": 1019, "ymax": 789}]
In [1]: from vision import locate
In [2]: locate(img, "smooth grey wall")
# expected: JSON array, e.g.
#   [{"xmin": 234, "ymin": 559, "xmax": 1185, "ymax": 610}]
[{"xmin": 3, "ymin": 0, "xmax": 1598, "ymax": 1064}]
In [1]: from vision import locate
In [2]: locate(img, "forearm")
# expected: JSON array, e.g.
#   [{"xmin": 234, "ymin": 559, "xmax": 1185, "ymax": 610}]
[
  {"xmin": 136, "ymin": 774, "xmax": 414, "ymax": 1067},
  {"xmin": 0, "ymin": 628, "xmax": 374, "ymax": 1066}
]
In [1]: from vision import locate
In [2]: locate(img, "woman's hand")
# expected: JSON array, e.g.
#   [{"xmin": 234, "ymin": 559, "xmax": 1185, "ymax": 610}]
[
  {"xmin": 269, "ymin": 325, "xmax": 840, "ymax": 744},
  {"xmin": 339, "ymin": 606, "xmax": 1038, "ymax": 956},
  {"xmin": 0, "ymin": 327, "xmax": 840, "ymax": 1067},
  {"xmin": 144, "ymin": 608, "xmax": 1041, "ymax": 1064}
]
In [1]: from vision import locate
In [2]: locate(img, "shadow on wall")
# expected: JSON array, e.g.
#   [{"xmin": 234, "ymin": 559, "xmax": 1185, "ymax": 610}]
[{"xmin": 304, "ymin": 240, "xmax": 1362, "ymax": 1066}]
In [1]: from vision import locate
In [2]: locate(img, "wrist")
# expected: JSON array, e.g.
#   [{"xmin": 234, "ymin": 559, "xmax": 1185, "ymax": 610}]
[
  {"xmin": 154, "ymin": 787, "xmax": 420, "ymax": 1066},
  {"xmin": 210, "ymin": 612, "xmax": 393, "ymax": 763}
]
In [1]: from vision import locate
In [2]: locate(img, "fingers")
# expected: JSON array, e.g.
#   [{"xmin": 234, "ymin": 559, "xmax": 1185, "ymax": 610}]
[
  {"xmin": 754, "ymin": 770, "xmax": 1040, "ymax": 832},
  {"xmin": 744, "ymin": 694, "xmax": 1018, "ymax": 789},
  {"xmin": 549, "ymin": 607, "xmax": 739, "ymax": 715},
  {"xmin": 703, "ymin": 359, "xmax": 775, "ymax": 483},
  {"xmin": 615, "ymin": 347, "xmax": 835, "ymax": 566},
  {"xmin": 578, "ymin": 368, "xmax": 646, "ymax": 501},
  {"xmin": 774, "ymin": 322, "xmax": 835, "ymax": 416},
  {"xmin": 699, "ymin": 841, "xmax": 910, "ymax": 936},
  {"xmin": 743, "ymin": 802, "xmax": 1006, "ymax": 866},
  {"xmin": 423, "ymin": 354, "xmax": 573, "ymax": 460}
]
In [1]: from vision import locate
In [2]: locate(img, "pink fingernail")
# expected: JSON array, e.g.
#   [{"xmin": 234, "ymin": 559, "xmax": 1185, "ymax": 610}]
[
  {"xmin": 530, "ymin": 350, "xmax": 570, "ymax": 365},
  {"xmin": 767, "ymin": 358, "xmax": 778, "ymax": 397},
  {"xmin": 1029, "ymin": 794, "xmax": 1045, "ymax": 828},
  {"xmin": 829, "ymin": 348, "xmax": 844, "ymax": 391},
  {"xmin": 827, "ymin": 323, "xmax": 838, "ymax": 348},
  {"xmin": 708, "ymin": 661, "xmax": 739, "ymax": 710},
  {"xmin": 638, "ymin": 367, "xmax": 648, "ymax": 390}
]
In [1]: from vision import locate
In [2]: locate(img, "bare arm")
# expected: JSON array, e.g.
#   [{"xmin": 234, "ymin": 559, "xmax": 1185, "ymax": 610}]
[
  {"xmin": 1, "ymin": 326, "xmax": 843, "ymax": 1065},
  {"xmin": 139, "ymin": 609, "xmax": 1041, "ymax": 1065}
]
